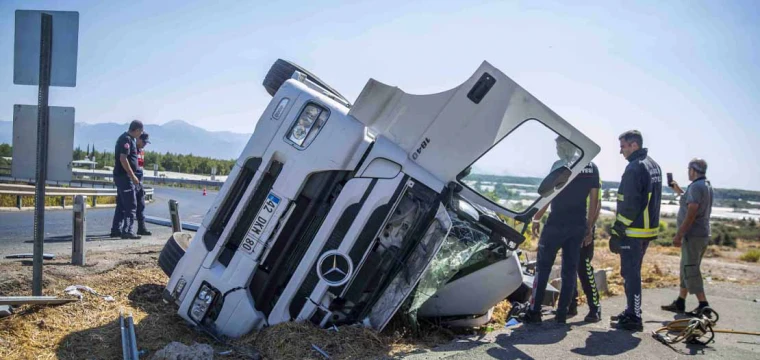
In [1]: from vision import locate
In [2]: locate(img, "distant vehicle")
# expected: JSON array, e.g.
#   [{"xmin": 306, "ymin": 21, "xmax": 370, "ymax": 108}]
[{"xmin": 158, "ymin": 59, "xmax": 600, "ymax": 338}]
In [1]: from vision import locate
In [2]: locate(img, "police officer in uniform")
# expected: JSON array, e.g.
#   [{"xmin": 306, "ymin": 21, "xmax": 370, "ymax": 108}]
[
  {"xmin": 109, "ymin": 120, "xmax": 144, "ymax": 239},
  {"xmin": 609, "ymin": 130, "xmax": 662, "ymax": 331},
  {"xmin": 135, "ymin": 132, "xmax": 152, "ymax": 236},
  {"xmin": 523, "ymin": 137, "xmax": 601, "ymax": 324}
]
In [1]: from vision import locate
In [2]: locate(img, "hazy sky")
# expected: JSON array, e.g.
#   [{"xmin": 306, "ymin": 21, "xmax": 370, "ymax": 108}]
[{"xmin": 1, "ymin": 0, "xmax": 758, "ymax": 190}]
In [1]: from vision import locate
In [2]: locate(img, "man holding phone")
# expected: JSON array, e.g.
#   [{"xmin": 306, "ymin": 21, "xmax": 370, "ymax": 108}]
[{"xmin": 662, "ymin": 158, "xmax": 714, "ymax": 314}]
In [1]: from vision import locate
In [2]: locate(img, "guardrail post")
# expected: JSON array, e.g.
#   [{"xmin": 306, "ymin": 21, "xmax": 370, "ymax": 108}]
[
  {"xmin": 17, "ymin": 195, "xmax": 22, "ymax": 209},
  {"xmin": 61, "ymin": 196, "xmax": 66, "ymax": 208},
  {"xmin": 92, "ymin": 196, "xmax": 97, "ymax": 207},
  {"xmin": 72, "ymin": 195, "xmax": 86, "ymax": 266},
  {"xmin": 169, "ymin": 199, "xmax": 181, "ymax": 233}
]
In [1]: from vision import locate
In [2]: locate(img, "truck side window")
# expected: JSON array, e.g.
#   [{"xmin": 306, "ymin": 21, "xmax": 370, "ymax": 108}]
[{"xmin": 459, "ymin": 119, "xmax": 582, "ymax": 213}]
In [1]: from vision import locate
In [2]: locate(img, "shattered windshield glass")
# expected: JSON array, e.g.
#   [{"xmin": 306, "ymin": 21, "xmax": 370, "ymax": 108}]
[{"xmin": 405, "ymin": 212, "xmax": 491, "ymax": 320}]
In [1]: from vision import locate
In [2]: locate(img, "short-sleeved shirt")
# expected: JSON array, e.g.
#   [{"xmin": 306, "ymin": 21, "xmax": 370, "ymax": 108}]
[
  {"xmin": 135, "ymin": 149, "xmax": 145, "ymax": 179},
  {"xmin": 113, "ymin": 132, "xmax": 138, "ymax": 178},
  {"xmin": 546, "ymin": 162, "xmax": 601, "ymax": 228},
  {"xmin": 677, "ymin": 177, "xmax": 713, "ymax": 237}
]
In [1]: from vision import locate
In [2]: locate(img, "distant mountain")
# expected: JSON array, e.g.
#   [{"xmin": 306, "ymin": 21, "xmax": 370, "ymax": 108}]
[{"xmin": 0, "ymin": 119, "xmax": 250, "ymax": 160}]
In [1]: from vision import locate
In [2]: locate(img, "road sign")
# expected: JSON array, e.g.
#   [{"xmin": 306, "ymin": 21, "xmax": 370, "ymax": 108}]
[
  {"xmin": 11, "ymin": 105, "xmax": 75, "ymax": 181},
  {"xmin": 14, "ymin": 10, "xmax": 79, "ymax": 87}
]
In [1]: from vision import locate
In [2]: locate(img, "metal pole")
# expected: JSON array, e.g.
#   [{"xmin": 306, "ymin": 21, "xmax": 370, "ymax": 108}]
[
  {"xmin": 169, "ymin": 199, "xmax": 181, "ymax": 233},
  {"xmin": 72, "ymin": 195, "xmax": 86, "ymax": 266},
  {"xmin": 32, "ymin": 13, "xmax": 53, "ymax": 296}
]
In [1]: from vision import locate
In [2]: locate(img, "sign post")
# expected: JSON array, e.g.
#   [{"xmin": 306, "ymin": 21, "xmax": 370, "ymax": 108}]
[
  {"xmin": 14, "ymin": 10, "xmax": 79, "ymax": 296},
  {"xmin": 31, "ymin": 13, "xmax": 53, "ymax": 296}
]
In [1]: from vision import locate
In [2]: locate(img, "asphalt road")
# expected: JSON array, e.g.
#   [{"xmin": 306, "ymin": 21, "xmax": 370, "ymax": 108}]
[
  {"xmin": 404, "ymin": 283, "xmax": 760, "ymax": 359},
  {"xmin": 0, "ymin": 186, "xmax": 217, "ymax": 256}
]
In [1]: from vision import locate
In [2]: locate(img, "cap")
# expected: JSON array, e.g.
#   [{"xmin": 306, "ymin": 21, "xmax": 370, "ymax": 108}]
[{"xmin": 139, "ymin": 132, "xmax": 150, "ymax": 144}]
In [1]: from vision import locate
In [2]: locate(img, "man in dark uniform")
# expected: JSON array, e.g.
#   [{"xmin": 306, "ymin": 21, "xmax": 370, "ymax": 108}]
[
  {"xmin": 609, "ymin": 130, "xmax": 662, "ymax": 331},
  {"xmin": 523, "ymin": 137, "xmax": 601, "ymax": 324},
  {"xmin": 135, "ymin": 132, "xmax": 152, "ymax": 236},
  {"xmin": 109, "ymin": 120, "xmax": 144, "ymax": 239},
  {"xmin": 567, "ymin": 172, "xmax": 603, "ymax": 322}
]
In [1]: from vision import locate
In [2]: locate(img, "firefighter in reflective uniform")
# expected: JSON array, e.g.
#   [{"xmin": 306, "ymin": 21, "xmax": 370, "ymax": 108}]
[
  {"xmin": 136, "ymin": 132, "xmax": 152, "ymax": 236},
  {"xmin": 609, "ymin": 130, "xmax": 662, "ymax": 331}
]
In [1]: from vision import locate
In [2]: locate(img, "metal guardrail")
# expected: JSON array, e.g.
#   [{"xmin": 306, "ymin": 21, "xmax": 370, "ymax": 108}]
[
  {"xmin": 72, "ymin": 169, "xmax": 224, "ymax": 188},
  {"xmin": 0, "ymin": 182, "xmax": 154, "ymax": 208}
]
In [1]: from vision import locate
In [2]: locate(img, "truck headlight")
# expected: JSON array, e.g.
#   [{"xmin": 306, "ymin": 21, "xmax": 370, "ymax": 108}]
[
  {"xmin": 287, "ymin": 103, "xmax": 330, "ymax": 148},
  {"xmin": 189, "ymin": 283, "xmax": 219, "ymax": 323}
]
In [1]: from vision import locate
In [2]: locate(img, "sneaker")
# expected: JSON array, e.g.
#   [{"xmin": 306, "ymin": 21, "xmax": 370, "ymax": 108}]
[
  {"xmin": 121, "ymin": 233, "xmax": 142, "ymax": 240},
  {"xmin": 137, "ymin": 228, "xmax": 152, "ymax": 236},
  {"xmin": 568, "ymin": 301, "xmax": 578, "ymax": 317},
  {"xmin": 110, "ymin": 230, "xmax": 122, "ymax": 238},
  {"xmin": 685, "ymin": 305, "xmax": 709, "ymax": 317},
  {"xmin": 613, "ymin": 315, "xmax": 643, "ymax": 332},
  {"xmin": 555, "ymin": 313, "xmax": 567, "ymax": 324},
  {"xmin": 661, "ymin": 300, "xmax": 685, "ymax": 314},
  {"xmin": 585, "ymin": 308, "xmax": 602, "ymax": 323},
  {"xmin": 521, "ymin": 310, "xmax": 543, "ymax": 324}
]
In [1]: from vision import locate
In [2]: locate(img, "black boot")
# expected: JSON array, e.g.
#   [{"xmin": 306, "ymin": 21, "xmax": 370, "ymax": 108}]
[
  {"xmin": 137, "ymin": 226, "xmax": 152, "ymax": 236},
  {"xmin": 110, "ymin": 230, "xmax": 122, "ymax": 238},
  {"xmin": 521, "ymin": 310, "xmax": 543, "ymax": 324},
  {"xmin": 610, "ymin": 310, "xmax": 628, "ymax": 322},
  {"xmin": 568, "ymin": 301, "xmax": 578, "ymax": 317},
  {"xmin": 121, "ymin": 233, "xmax": 142, "ymax": 240},
  {"xmin": 613, "ymin": 314, "xmax": 643, "ymax": 332},
  {"xmin": 584, "ymin": 307, "xmax": 602, "ymax": 323}
]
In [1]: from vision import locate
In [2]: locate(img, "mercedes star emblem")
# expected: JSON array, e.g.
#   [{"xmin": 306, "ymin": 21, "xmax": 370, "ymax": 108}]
[{"xmin": 317, "ymin": 250, "xmax": 353, "ymax": 287}]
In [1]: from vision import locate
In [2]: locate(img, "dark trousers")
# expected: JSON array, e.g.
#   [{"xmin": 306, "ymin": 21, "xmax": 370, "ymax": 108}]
[
  {"xmin": 110, "ymin": 176, "xmax": 137, "ymax": 235},
  {"xmin": 530, "ymin": 225, "xmax": 585, "ymax": 316},
  {"xmin": 620, "ymin": 237, "xmax": 650, "ymax": 319},
  {"xmin": 136, "ymin": 175, "xmax": 146, "ymax": 230},
  {"xmin": 573, "ymin": 240, "xmax": 601, "ymax": 311}
]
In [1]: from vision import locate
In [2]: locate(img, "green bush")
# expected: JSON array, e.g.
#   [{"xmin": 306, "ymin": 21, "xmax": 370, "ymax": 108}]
[{"xmin": 740, "ymin": 249, "xmax": 760, "ymax": 262}]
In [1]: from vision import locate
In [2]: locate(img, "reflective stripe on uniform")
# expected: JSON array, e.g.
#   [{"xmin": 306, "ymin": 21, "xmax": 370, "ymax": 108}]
[
  {"xmin": 617, "ymin": 194, "xmax": 624, "ymax": 201},
  {"xmin": 643, "ymin": 192, "xmax": 652, "ymax": 230},
  {"xmin": 625, "ymin": 227, "xmax": 658, "ymax": 238},
  {"xmin": 616, "ymin": 214, "xmax": 633, "ymax": 226}
]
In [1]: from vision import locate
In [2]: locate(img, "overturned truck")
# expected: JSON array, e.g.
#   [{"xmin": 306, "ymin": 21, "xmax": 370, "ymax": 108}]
[{"xmin": 158, "ymin": 59, "xmax": 600, "ymax": 338}]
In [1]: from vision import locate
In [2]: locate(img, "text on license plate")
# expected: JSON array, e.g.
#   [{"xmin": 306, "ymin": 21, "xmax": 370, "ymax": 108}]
[{"xmin": 241, "ymin": 192, "xmax": 281, "ymax": 254}]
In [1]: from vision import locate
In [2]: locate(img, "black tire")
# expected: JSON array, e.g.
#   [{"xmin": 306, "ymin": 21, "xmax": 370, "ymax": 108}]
[
  {"xmin": 262, "ymin": 59, "xmax": 350, "ymax": 105},
  {"xmin": 158, "ymin": 232, "xmax": 192, "ymax": 277}
]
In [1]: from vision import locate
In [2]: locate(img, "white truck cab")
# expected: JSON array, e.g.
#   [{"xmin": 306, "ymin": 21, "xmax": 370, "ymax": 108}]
[{"xmin": 159, "ymin": 59, "xmax": 600, "ymax": 338}]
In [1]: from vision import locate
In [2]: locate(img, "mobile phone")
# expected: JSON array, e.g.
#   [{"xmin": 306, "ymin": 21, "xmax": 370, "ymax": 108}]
[{"xmin": 667, "ymin": 172, "xmax": 673, "ymax": 186}]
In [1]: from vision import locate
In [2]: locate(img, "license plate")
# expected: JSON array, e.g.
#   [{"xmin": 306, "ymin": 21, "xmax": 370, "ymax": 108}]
[{"xmin": 241, "ymin": 192, "xmax": 281, "ymax": 254}]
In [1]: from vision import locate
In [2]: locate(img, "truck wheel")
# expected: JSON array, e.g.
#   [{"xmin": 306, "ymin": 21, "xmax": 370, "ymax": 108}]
[
  {"xmin": 262, "ymin": 59, "xmax": 350, "ymax": 105},
  {"xmin": 158, "ymin": 232, "xmax": 192, "ymax": 277}
]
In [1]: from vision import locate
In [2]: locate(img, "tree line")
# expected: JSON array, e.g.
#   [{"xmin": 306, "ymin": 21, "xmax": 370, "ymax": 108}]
[
  {"xmin": 0, "ymin": 143, "xmax": 235, "ymax": 176},
  {"xmin": 73, "ymin": 145, "xmax": 235, "ymax": 175}
]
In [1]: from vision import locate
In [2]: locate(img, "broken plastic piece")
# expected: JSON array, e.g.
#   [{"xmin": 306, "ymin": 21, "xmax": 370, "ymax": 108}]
[
  {"xmin": 311, "ymin": 344, "xmax": 330, "ymax": 359},
  {"xmin": 506, "ymin": 318, "xmax": 520, "ymax": 328},
  {"xmin": 64, "ymin": 285, "xmax": 115, "ymax": 302}
]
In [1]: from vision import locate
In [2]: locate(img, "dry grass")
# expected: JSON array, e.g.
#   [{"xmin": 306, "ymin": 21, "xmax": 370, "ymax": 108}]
[
  {"xmin": 0, "ymin": 257, "xmax": 457, "ymax": 360},
  {"xmin": 0, "ymin": 263, "xmax": 209, "ymax": 360}
]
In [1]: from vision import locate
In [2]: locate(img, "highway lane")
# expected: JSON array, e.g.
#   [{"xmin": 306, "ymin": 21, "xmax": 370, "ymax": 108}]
[{"xmin": 0, "ymin": 186, "xmax": 217, "ymax": 254}]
